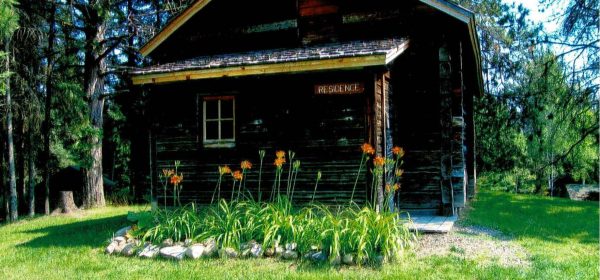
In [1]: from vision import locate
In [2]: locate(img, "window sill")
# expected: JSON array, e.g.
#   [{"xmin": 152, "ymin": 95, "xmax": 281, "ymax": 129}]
[{"xmin": 203, "ymin": 141, "xmax": 236, "ymax": 149}]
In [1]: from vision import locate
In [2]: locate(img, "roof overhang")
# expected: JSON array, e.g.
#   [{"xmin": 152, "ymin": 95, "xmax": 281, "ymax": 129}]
[
  {"xmin": 420, "ymin": 0, "xmax": 484, "ymax": 95},
  {"xmin": 132, "ymin": 39, "xmax": 409, "ymax": 85}
]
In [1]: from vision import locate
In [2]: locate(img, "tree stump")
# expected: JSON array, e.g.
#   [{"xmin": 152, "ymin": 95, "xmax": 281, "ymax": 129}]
[{"xmin": 55, "ymin": 191, "xmax": 78, "ymax": 213}]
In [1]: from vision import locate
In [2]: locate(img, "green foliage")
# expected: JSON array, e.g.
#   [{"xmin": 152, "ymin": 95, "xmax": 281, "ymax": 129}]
[{"xmin": 0, "ymin": 0, "xmax": 19, "ymax": 41}]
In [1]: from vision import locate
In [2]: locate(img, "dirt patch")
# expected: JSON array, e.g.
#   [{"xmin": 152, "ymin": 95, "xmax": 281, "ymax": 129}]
[{"xmin": 415, "ymin": 225, "xmax": 530, "ymax": 267}]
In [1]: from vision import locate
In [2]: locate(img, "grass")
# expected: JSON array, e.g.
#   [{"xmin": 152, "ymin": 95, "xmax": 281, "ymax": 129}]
[{"xmin": 0, "ymin": 191, "xmax": 597, "ymax": 280}]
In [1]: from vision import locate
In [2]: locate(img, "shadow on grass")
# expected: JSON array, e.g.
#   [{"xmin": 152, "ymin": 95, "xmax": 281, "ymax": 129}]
[
  {"xmin": 18, "ymin": 215, "xmax": 130, "ymax": 249},
  {"xmin": 465, "ymin": 191, "xmax": 599, "ymax": 244}
]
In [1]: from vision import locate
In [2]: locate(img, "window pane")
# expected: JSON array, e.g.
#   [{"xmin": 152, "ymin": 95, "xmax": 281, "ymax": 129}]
[
  {"xmin": 221, "ymin": 120, "xmax": 234, "ymax": 139},
  {"xmin": 205, "ymin": 121, "xmax": 219, "ymax": 140},
  {"xmin": 205, "ymin": 100, "xmax": 218, "ymax": 119},
  {"xmin": 221, "ymin": 99, "xmax": 234, "ymax": 118}
]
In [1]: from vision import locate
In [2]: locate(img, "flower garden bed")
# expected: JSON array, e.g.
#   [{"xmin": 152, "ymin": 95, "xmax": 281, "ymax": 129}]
[{"xmin": 105, "ymin": 198, "xmax": 416, "ymax": 266}]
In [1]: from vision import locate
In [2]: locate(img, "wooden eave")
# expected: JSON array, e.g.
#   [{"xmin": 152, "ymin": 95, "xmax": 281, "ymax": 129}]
[
  {"xmin": 139, "ymin": 0, "xmax": 213, "ymax": 57},
  {"xmin": 420, "ymin": 0, "xmax": 484, "ymax": 95},
  {"xmin": 132, "ymin": 51, "xmax": 406, "ymax": 85}
]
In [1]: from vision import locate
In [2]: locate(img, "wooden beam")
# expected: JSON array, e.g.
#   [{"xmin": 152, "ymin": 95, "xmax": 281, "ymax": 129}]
[
  {"xmin": 140, "ymin": 0, "xmax": 213, "ymax": 57},
  {"xmin": 133, "ymin": 55, "xmax": 387, "ymax": 85}
]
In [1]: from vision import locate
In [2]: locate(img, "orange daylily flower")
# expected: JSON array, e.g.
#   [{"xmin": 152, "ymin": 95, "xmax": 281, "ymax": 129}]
[
  {"xmin": 276, "ymin": 150, "xmax": 286, "ymax": 159},
  {"xmin": 392, "ymin": 146, "xmax": 405, "ymax": 157},
  {"xmin": 385, "ymin": 184, "xmax": 391, "ymax": 193},
  {"xmin": 394, "ymin": 183, "xmax": 400, "ymax": 191},
  {"xmin": 361, "ymin": 143, "xmax": 375, "ymax": 155},
  {"xmin": 241, "ymin": 160, "xmax": 253, "ymax": 170},
  {"xmin": 232, "ymin": 170, "xmax": 243, "ymax": 181},
  {"xmin": 170, "ymin": 174, "xmax": 183, "ymax": 185},
  {"xmin": 274, "ymin": 157, "xmax": 286, "ymax": 168},
  {"xmin": 219, "ymin": 165, "xmax": 231, "ymax": 175},
  {"xmin": 373, "ymin": 156, "xmax": 385, "ymax": 167}
]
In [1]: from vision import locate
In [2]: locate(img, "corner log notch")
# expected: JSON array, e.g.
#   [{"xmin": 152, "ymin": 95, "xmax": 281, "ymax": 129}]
[
  {"xmin": 370, "ymin": 71, "xmax": 391, "ymax": 211},
  {"xmin": 439, "ymin": 39, "xmax": 468, "ymax": 216}
]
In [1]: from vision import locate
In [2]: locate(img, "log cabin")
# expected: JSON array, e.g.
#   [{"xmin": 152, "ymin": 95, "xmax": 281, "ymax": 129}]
[{"xmin": 130, "ymin": 0, "xmax": 483, "ymax": 215}]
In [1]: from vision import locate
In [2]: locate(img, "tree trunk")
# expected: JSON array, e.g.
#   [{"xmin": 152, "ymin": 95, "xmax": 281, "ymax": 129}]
[
  {"xmin": 28, "ymin": 126, "xmax": 35, "ymax": 217},
  {"xmin": 43, "ymin": 1, "xmax": 56, "ymax": 215},
  {"xmin": 17, "ymin": 117, "xmax": 25, "ymax": 213},
  {"xmin": 55, "ymin": 191, "xmax": 77, "ymax": 214},
  {"xmin": 5, "ymin": 43, "xmax": 18, "ymax": 222},
  {"xmin": 1, "ymin": 127, "xmax": 7, "ymax": 221},
  {"xmin": 82, "ymin": 8, "xmax": 107, "ymax": 208}
]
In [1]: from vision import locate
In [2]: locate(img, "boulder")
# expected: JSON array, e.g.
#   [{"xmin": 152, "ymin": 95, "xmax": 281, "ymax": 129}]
[
  {"xmin": 105, "ymin": 241, "xmax": 118, "ymax": 255},
  {"xmin": 138, "ymin": 244, "xmax": 160, "ymax": 258},
  {"xmin": 121, "ymin": 243, "xmax": 137, "ymax": 256},
  {"xmin": 274, "ymin": 245, "xmax": 284, "ymax": 257},
  {"xmin": 202, "ymin": 239, "xmax": 217, "ymax": 257},
  {"xmin": 185, "ymin": 244, "xmax": 205, "ymax": 259},
  {"xmin": 310, "ymin": 251, "xmax": 327, "ymax": 262},
  {"xmin": 161, "ymin": 238, "xmax": 174, "ymax": 247},
  {"xmin": 331, "ymin": 255, "xmax": 341, "ymax": 266},
  {"xmin": 264, "ymin": 248, "xmax": 274, "ymax": 257},
  {"xmin": 114, "ymin": 236, "xmax": 127, "ymax": 245},
  {"xmin": 219, "ymin": 247, "xmax": 239, "ymax": 259},
  {"xmin": 282, "ymin": 250, "xmax": 298, "ymax": 260},
  {"xmin": 240, "ymin": 241, "xmax": 263, "ymax": 258},
  {"xmin": 285, "ymin": 243, "xmax": 297, "ymax": 251},
  {"xmin": 342, "ymin": 254, "xmax": 354, "ymax": 265},
  {"xmin": 159, "ymin": 246, "xmax": 187, "ymax": 261},
  {"xmin": 114, "ymin": 226, "xmax": 131, "ymax": 238}
]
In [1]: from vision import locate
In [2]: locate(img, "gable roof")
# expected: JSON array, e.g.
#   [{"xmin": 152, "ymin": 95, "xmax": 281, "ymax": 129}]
[
  {"xmin": 132, "ymin": 38, "xmax": 409, "ymax": 85},
  {"xmin": 137, "ymin": 0, "xmax": 483, "ymax": 94},
  {"xmin": 139, "ymin": 0, "xmax": 213, "ymax": 56}
]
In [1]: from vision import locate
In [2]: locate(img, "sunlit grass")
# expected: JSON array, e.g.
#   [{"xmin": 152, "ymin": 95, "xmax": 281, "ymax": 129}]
[{"xmin": 0, "ymin": 191, "xmax": 597, "ymax": 280}]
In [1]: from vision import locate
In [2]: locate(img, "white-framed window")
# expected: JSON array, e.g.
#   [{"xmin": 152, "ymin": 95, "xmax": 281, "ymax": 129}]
[{"xmin": 203, "ymin": 96, "xmax": 235, "ymax": 148}]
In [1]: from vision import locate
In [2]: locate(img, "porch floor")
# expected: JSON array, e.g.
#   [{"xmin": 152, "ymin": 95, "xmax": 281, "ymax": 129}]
[{"xmin": 403, "ymin": 215, "xmax": 458, "ymax": 234}]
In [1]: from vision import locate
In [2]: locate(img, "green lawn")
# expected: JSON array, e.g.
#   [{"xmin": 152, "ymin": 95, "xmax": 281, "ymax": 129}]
[{"xmin": 0, "ymin": 191, "xmax": 597, "ymax": 280}]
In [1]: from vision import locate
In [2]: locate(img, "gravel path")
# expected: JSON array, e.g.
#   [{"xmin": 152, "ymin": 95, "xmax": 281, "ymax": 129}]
[{"xmin": 415, "ymin": 224, "xmax": 531, "ymax": 267}]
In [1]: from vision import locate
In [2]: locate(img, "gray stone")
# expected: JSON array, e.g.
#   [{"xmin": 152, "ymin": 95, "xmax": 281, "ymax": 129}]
[
  {"xmin": 310, "ymin": 251, "xmax": 327, "ymax": 262},
  {"xmin": 274, "ymin": 245, "xmax": 284, "ymax": 257},
  {"xmin": 219, "ymin": 247, "xmax": 238, "ymax": 259},
  {"xmin": 105, "ymin": 241, "xmax": 118, "ymax": 254},
  {"xmin": 185, "ymin": 244, "xmax": 205, "ymax": 259},
  {"xmin": 250, "ymin": 243, "xmax": 263, "ymax": 258},
  {"xmin": 114, "ymin": 226, "xmax": 131, "ymax": 238},
  {"xmin": 159, "ymin": 245, "xmax": 186, "ymax": 260},
  {"xmin": 373, "ymin": 255, "xmax": 385, "ymax": 265},
  {"xmin": 241, "ymin": 241, "xmax": 263, "ymax": 258},
  {"xmin": 285, "ymin": 242, "xmax": 297, "ymax": 251},
  {"xmin": 331, "ymin": 255, "xmax": 341, "ymax": 266},
  {"xmin": 121, "ymin": 243, "xmax": 137, "ymax": 256},
  {"xmin": 114, "ymin": 236, "xmax": 127, "ymax": 246},
  {"xmin": 342, "ymin": 254, "xmax": 354, "ymax": 265},
  {"xmin": 203, "ymin": 239, "xmax": 217, "ymax": 257},
  {"xmin": 264, "ymin": 247, "xmax": 274, "ymax": 257},
  {"xmin": 138, "ymin": 244, "xmax": 160, "ymax": 258},
  {"xmin": 282, "ymin": 250, "xmax": 298, "ymax": 260},
  {"xmin": 184, "ymin": 239, "xmax": 193, "ymax": 247},
  {"xmin": 161, "ymin": 238, "xmax": 173, "ymax": 247},
  {"xmin": 111, "ymin": 237, "xmax": 127, "ymax": 254}
]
